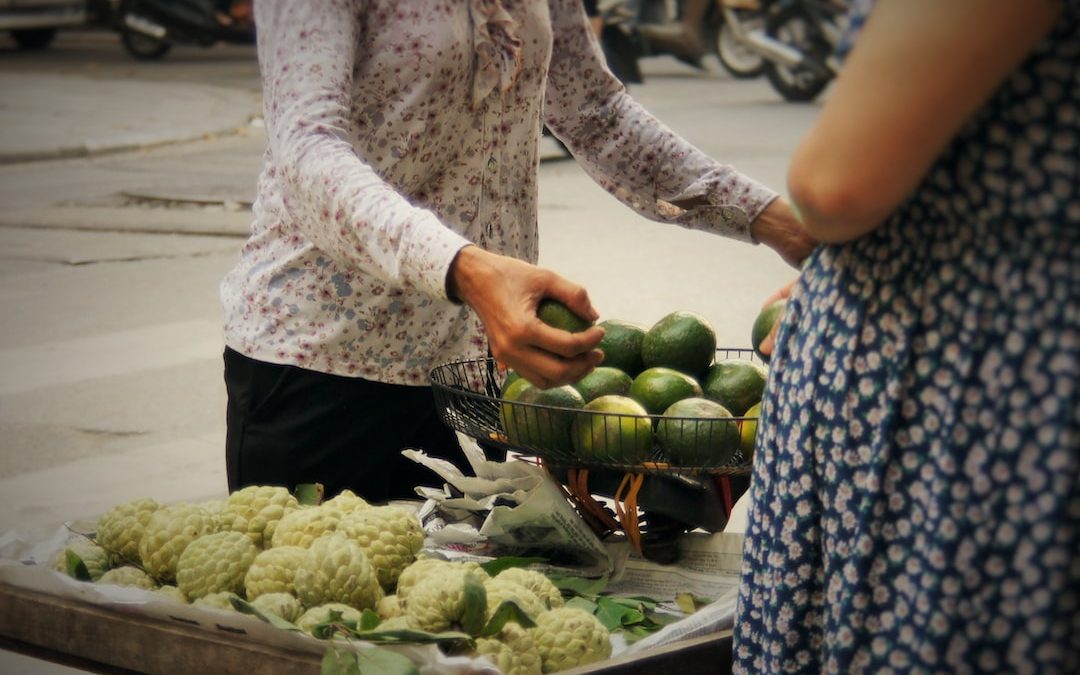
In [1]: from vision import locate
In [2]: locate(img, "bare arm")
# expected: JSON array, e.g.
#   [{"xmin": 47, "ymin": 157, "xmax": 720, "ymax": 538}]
[{"xmin": 788, "ymin": 0, "xmax": 1061, "ymax": 244}]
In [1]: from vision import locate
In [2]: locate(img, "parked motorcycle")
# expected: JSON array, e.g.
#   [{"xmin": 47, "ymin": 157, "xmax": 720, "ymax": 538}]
[
  {"xmin": 596, "ymin": 0, "xmax": 768, "ymax": 83},
  {"xmin": 108, "ymin": 0, "xmax": 254, "ymax": 61},
  {"xmin": 719, "ymin": 0, "xmax": 848, "ymax": 102}
]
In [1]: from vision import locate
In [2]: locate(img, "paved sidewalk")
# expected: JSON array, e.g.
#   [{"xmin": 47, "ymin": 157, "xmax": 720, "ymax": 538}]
[{"xmin": 0, "ymin": 73, "xmax": 261, "ymax": 163}]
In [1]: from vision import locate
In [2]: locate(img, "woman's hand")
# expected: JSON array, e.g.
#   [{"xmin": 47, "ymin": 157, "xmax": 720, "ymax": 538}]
[
  {"xmin": 750, "ymin": 198, "xmax": 817, "ymax": 269},
  {"xmin": 756, "ymin": 277, "xmax": 798, "ymax": 359},
  {"xmin": 448, "ymin": 246, "xmax": 605, "ymax": 389}
]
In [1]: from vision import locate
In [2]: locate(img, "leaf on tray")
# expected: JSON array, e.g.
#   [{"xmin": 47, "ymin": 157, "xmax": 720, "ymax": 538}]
[
  {"xmin": 481, "ymin": 599, "xmax": 537, "ymax": 636},
  {"xmin": 674, "ymin": 592, "xmax": 713, "ymax": 614},
  {"xmin": 64, "ymin": 550, "xmax": 92, "ymax": 581},
  {"xmin": 230, "ymin": 596, "xmax": 303, "ymax": 632},
  {"xmin": 294, "ymin": 483, "xmax": 325, "ymax": 505},
  {"xmin": 548, "ymin": 574, "xmax": 609, "ymax": 598},
  {"xmin": 478, "ymin": 556, "xmax": 548, "ymax": 577}
]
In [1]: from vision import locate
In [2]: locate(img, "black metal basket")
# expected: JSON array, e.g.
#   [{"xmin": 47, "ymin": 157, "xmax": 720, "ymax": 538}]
[{"xmin": 429, "ymin": 349, "xmax": 761, "ymax": 478}]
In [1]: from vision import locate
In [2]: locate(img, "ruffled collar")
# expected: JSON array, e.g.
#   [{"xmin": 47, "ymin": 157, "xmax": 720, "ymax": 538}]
[{"xmin": 469, "ymin": 0, "xmax": 524, "ymax": 107}]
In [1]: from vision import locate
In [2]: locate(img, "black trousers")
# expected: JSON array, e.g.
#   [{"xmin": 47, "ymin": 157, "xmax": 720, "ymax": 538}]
[{"xmin": 223, "ymin": 348, "xmax": 469, "ymax": 502}]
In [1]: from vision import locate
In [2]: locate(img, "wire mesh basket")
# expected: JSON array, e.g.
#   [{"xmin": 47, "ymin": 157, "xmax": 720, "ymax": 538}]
[{"xmin": 429, "ymin": 349, "xmax": 761, "ymax": 478}]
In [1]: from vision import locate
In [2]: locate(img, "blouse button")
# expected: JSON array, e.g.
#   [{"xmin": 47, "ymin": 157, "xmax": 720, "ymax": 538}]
[{"xmin": 487, "ymin": 156, "xmax": 498, "ymax": 173}]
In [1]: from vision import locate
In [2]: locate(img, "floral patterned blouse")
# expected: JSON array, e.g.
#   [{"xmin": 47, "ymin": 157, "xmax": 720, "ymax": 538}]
[{"xmin": 221, "ymin": 0, "xmax": 778, "ymax": 385}]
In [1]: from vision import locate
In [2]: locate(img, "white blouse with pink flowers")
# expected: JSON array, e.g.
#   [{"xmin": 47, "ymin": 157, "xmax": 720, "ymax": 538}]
[{"xmin": 220, "ymin": 0, "xmax": 778, "ymax": 385}]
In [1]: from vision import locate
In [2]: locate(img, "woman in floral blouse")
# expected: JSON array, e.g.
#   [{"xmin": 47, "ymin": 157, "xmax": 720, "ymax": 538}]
[{"xmin": 220, "ymin": 0, "xmax": 814, "ymax": 500}]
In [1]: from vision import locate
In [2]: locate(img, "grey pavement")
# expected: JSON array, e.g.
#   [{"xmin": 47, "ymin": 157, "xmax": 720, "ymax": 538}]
[
  {"xmin": 0, "ymin": 52, "xmax": 822, "ymax": 534},
  {"xmin": 0, "ymin": 72, "xmax": 261, "ymax": 163}
]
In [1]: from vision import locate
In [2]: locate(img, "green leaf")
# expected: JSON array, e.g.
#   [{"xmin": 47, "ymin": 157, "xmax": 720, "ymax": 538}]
[
  {"xmin": 481, "ymin": 599, "xmax": 537, "ymax": 637},
  {"xmin": 347, "ymin": 627, "xmax": 473, "ymax": 649},
  {"xmin": 294, "ymin": 483, "xmax": 324, "ymax": 505},
  {"xmin": 595, "ymin": 596, "xmax": 638, "ymax": 632},
  {"xmin": 321, "ymin": 648, "xmax": 362, "ymax": 675},
  {"xmin": 356, "ymin": 648, "xmax": 420, "ymax": 675},
  {"xmin": 478, "ymin": 556, "xmax": 548, "ymax": 577},
  {"xmin": 230, "ymin": 596, "xmax": 303, "ymax": 632},
  {"xmin": 565, "ymin": 596, "xmax": 598, "ymax": 614},
  {"xmin": 548, "ymin": 575, "xmax": 609, "ymax": 598},
  {"xmin": 64, "ymin": 550, "xmax": 91, "ymax": 581},
  {"xmin": 459, "ymin": 573, "xmax": 488, "ymax": 636},
  {"xmin": 608, "ymin": 595, "xmax": 659, "ymax": 610},
  {"xmin": 359, "ymin": 608, "xmax": 381, "ymax": 631},
  {"xmin": 674, "ymin": 592, "xmax": 713, "ymax": 614}
]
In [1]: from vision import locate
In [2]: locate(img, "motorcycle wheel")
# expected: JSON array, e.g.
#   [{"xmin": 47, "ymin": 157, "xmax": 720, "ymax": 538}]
[
  {"xmin": 762, "ymin": 4, "xmax": 832, "ymax": 103},
  {"xmin": 121, "ymin": 30, "xmax": 172, "ymax": 60},
  {"xmin": 714, "ymin": 14, "xmax": 765, "ymax": 79}
]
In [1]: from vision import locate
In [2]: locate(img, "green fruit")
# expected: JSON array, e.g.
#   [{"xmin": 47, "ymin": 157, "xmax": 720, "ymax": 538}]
[
  {"xmin": 499, "ymin": 370, "xmax": 523, "ymax": 397},
  {"xmin": 572, "ymin": 366, "xmax": 633, "ymax": 402},
  {"xmin": 752, "ymin": 300, "xmax": 787, "ymax": 363},
  {"xmin": 570, "ymin": 395, "xmax": 653, "ymax": 463},
  {"xmin": 537, "ymin": 299, "xmax": 593, "ymax": 333},
  {"xmin": 629, "ymin": 367, "xmax": 703, "ymax": 415},
  {"xmin": 502, "ymin": 384, "xmax": 585, "ymax": 451},
  {"xmin": 740, "ymin": 401, "xmax": 762, "ymax": 461},
  {"xmin": 596, "ymin": 319, "xmax": 647, "ymax": 377},
  {"xmin": 656, "ymin": 398, "xmax": 740, "ymax": 467},
  {"xmin": 641, "ymin": 311, "xmax": 717, "ymax": 377},
  {"xmin": 701, "ymin": 359, "xmax": 768, "ymax": 416}
]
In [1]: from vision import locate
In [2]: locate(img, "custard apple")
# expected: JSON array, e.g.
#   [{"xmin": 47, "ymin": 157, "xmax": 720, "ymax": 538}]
[
  {"xmin": 270, "ymin": 506, "xmax": 343, "ymax": 549},
  {"xmin": 376, "ymin": 594, "xmax": 403, "ymax": 620},
  {"xmin": 95, "ymin": 497, "xmax": 160, "ymax": 564},
  {"xmin": 322, "ymin": 488, "xmax": 370, "ymax": 514},
  {"xmin": 293, "ymin": 533, "xmax": 383, "ymax": 611},
  {"xmin": 250, "ymin": 592, "xmax": 302, "ymax": 622},
  {"xmin": 155, "ymin": 585, "xmax": 188, "ymax": 603},
  {"xmin": 404, "ymin": 566, "xmax": 489, "ymax": 634},
  {"xmin": 52, "ymin": 539, "xmax": 114, "ymax": 581},
  {"xmin": 225, "ymin": 485, "xmax": 299, "ymax": 547},
  {"xmin": 193, "ymin": 591, "xmax": 240, "ymax": 612},
  {"xmin": 475, "ymin": 621, "xmax": 543, "ymax": 675},
  {"xmin": 532, "ymin": 607, "xmax": 612, "ymax": 672},
  {"xmin": 198, "ymin": 499, "xmax": 248, "ymax": 536},
  {"xmin": 296, "ymin": 603, "xmax": 363, "ymax": 636},
  {"xmin": 396, "ymin": 557, "xmax": 488, "ymax": 604},
  {"xmin": 138, "ymin": 503, "xmax": 216, "ymax": 582},
  {"xmin": 338, "ymin": 505, "xmax": 424, "ymax": 591},
  {"xmin": 496, "ymin": 568, "xmax": 564, "ymax": 610},
  {"xmin": 484, "ymin": 577, "xmax": 546, "ymax": 621},
  {"xmin": 98, "ymin": 565, "xmax": 157, "ymax": 590},
  {"xmin": 176, "ymin": 531, "xmax": 259, "ymax": 600},
  {"xmin": 244, "ymin": 545, "xmax": 307, "ymax": 600}
]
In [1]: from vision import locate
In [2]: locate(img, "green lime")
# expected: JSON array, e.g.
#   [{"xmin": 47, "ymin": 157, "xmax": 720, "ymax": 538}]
[
  {"xmin": 596, "ymin": 319, "xmax": 647, "ymax": 377},
  {"xmin": 739, "ymin": 401, "xmax": 762, "ymax": 462},
  {"xmin": 641, "ymin": 311, "xmax": 717, "ymax": 377},
  {"xmin": 701, "ymin": 359, "xmax": 767, "ymax": 416},
  {"xmin": 572, "ymin": 366, "xmax": 633, "ymax": 402},
  {"xmin": 751, "ymin": 300, "xmax": 786, "ymax": 363},
  {"xmin": 656, "ymin": 397, "xmax": 740, "ymax": 467},
  {"xmin": 570, "ymin": 395, "xmax": 653, "ymax": 463},
  {"xmin": 537, "ymin": 299, "xmax": 593, "ymax": 333},
  {"xmin": 502, "ymin": 384, "xmax": 585, "ymax": 452},
  {"xmin": 628, "ymin": 367, "xmax": 703, "ymax": 415}
]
